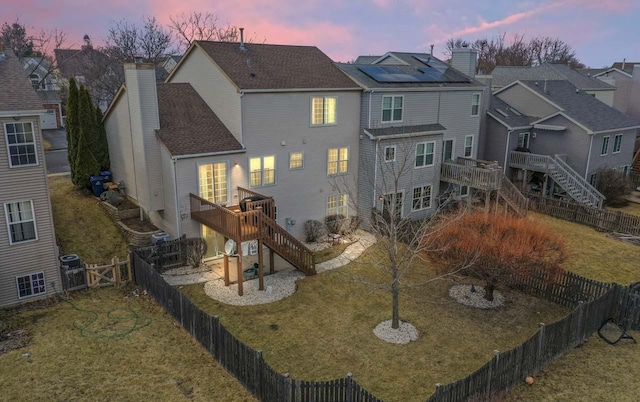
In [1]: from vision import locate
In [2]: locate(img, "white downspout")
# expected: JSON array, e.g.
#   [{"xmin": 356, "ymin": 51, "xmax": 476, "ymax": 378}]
[
  {"xmin": 503, "ymin": 130, "xmax": 512, "ymax": 174},
  {"xmin": 173, "ymin": 157, "xmax": 182, "ymax": 238},
  {"xmin": 585, "ymin": 134, "xmax": 594, "ymax": 177}
]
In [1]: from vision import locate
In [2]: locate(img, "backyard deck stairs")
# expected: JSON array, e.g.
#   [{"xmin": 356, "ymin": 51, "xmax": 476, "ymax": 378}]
[
  {"xmin": 499, "ymin": 175, "xmax": 528, "ymax": 217},
  {"xmin": 632, "ymin": 148, "xmax": 640, "ymax": 174},
  {"xmin": 509, "ymin": 151, "xmax": 604, "ymax": 209}
]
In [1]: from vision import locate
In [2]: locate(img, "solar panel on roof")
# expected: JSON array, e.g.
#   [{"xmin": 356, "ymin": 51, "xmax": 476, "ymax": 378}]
[{"xmin": 358, "ymin": 58, "xmax": 471, "ymax": 84}]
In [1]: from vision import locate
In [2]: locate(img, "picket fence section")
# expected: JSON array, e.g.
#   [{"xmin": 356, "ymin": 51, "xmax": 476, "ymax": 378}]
[{"xmin": 132, "ymin": 247, "xmax": 638, "ymax": 402}]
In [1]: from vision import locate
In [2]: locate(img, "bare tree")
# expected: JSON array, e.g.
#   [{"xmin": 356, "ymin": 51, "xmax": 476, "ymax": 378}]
[
  {"xmin": 106, "ymin": 16, "xmax": 172, "ymax": 64},
  {"xmin": 169, "ymin": 11, "xmax": 260, "ymax": 52},
  {"xmin": 333, "ymin": 139, "xmax": 474, "ymax": 331}
]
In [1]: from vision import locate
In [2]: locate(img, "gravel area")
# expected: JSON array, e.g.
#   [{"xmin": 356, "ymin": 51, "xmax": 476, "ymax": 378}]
[
  {"xmin": 449, "ymin": 284, "xmax": 505, "ymax": 309},
  {"xmin": 203, "ymin": 270, "xmax": 305, "ymax": 306},
  {"xmin": 373, "ymin": 320, "xmax": 419, "ymax": 344}
]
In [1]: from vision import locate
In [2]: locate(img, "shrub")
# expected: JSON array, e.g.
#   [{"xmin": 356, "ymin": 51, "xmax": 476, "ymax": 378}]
[
  {"xmin": 594, "ymin": 167, "xmax": 633, "ymax": 207},
  {"xmin": 303, "ymin": 220, "xmax": 324, "ymax": 242},
  {"xmin": 325, "ymin": 214, "xmax": 347, "ymax": 235},
  {"xmin": 183, "ymin": 237, "xmax": 207, "ymax": 268}
]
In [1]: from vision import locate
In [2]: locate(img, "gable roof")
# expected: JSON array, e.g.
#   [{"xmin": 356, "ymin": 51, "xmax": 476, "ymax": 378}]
[
  {"xmin": 592, "ymin": 68, "xmax": 632, "ymax": 79},
  {"xmin": 0, "ymin": 52, "xmax": 43, "ymax": 112},
  {"xmin": 193, "ymin": 41, "xmax": 359, "ymax": 91},
  {"xmin": 611, "ymin": 61, "xmax": 640, "ymax": 72},
  {"xmin": 337, "ymin": 52, "xmax": 485, "ymax": 90},
  {"xmin": 492, "ymin": 64, "xmax": 614, "ymax": 90},
  {"xmin": 487, "ymin": 95, "xmax": 535, "ymax": 130},
  {"xmin": 54, "ymin": 46, "xmax": 109, "ymax": 78},
  {"xmin": 156, "ymin": 83, "xmax": 243, "ymax": 156},
  {"xmin": 519, "ymin": 80, "xmax": 640, "ymax": 133}
]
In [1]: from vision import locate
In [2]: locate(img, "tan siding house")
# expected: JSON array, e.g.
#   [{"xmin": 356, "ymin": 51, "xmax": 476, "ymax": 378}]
[{"xmin": 0, "ymin": 51, "xmax": 61, "ymax": 307}]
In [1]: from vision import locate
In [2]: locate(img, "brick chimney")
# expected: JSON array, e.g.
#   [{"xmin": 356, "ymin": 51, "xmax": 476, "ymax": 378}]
[{"xmin": 451, "ymin": 47, "xmax": 478, "ymax": 79}]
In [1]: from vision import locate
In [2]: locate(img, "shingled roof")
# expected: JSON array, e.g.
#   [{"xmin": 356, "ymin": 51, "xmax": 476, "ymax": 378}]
[
  {"xmin": 156, "ymin": 83, "xmax": 243, "ymax": 156},
  {"xmin": 487, "ymin": 95, "xmax": 535, "ymax": 129},
  {"xmin": 492, "ymin": 64, "xmax": 613, "ymax": 90},
  {"xmin": 0, "ymin": 52, "xmax": 43, "ymax": 112},
  {"xmin": 195, "ymin": 41, "xmax": 360, "ymax": 90}
]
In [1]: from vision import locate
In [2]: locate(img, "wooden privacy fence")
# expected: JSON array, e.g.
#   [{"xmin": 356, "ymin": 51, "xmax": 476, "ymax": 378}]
[
  {"xmin": 528, "ymin": 194, "xmax": 640, "ymax": 236},
  {"xmin": 132, "ymin": 246, "xmax": 640, "ymax": 402},
  {"xmin": 131, "ymin": 250, "xmax": 381, "ymax": 402},
  {"xmin": 86, "ymin": 256, "xmax": 132, "ymax": 288}
]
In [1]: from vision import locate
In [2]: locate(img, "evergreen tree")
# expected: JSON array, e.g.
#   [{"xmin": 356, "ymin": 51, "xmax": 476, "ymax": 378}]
[
  {"xmin": 95, "ymin": 107, "xmax": 110, "ymax": 171},
  {"xmin": 66, "ymin": 77, "xmax": 79, "ymax": 183},
  {"xmin": 75, "ymin": 85, "xmax": 100, "ymax": 189}
]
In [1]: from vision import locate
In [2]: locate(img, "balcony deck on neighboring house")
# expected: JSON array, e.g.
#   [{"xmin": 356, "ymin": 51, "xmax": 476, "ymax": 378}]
[
  {"xmin": 508, "ymin": 151, "xmax": 605, "ymax": 209},
  {"xmin": 190, "ymin": 187, "xmax": 315, "ymax": 296}
]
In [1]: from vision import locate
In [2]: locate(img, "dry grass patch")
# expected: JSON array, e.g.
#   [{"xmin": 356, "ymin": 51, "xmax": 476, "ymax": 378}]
[
  {"xmin": 0, "ymin": 287, "xmax": 254, "ymax": 402},
  {"xmin": 313, "ymin": 241, "xmax": 353, "ymax": 264},
  {"xmin": 49, "ymin": 176, "xmax": 129, "ymax": 264},
  {"xmin": 527, "ymin": 212, "xmax": 640, "ymax": 284},
  {"xmin": 181, "ymin": 248, "xmax": 568, "ymax": 402},
  {"xmin": 608, "ymin": 200, "xmax": 640, "ymax": 218}
]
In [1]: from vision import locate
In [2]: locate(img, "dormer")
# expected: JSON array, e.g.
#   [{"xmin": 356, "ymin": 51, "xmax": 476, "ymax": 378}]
[{"xmin": 371, "ymin": 53, "xmax": 409, "ymax": 66}]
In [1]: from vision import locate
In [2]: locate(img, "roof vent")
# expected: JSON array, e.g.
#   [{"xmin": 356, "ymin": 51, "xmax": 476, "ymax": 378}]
[{"xmin": 239, "ymin": 27, "xmax": 246, "ymax": 51}]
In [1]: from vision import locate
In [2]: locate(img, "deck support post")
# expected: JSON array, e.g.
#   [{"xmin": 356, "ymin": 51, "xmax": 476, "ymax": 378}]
[
  {"xmin": 258, "ymin": 238, "xmax": 264, "ymax": 291},
  {"xmin": 223, "ymin": 254, "xmax": 229, "ymax": 286},
  {"xmin": 269, "ymin": 248, "xmax": 275, "ymax": 274},
  {"xmin": 237, "ymin": 254, "xmax": 243, "ymax": 296}
]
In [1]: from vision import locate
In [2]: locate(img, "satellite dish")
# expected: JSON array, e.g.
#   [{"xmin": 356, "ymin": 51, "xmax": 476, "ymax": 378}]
[{"xmin": 224, "ymin": 239, "xmax": 236, "ymax": 255}]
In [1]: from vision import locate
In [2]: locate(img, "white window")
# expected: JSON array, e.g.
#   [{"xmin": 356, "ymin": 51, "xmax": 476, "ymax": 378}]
[
  {"xmin": 249, "ymin": 156, "xmax": 275, "ymax": 187},
  {"xmin": 613, "ymin": 134, "xmax": 623, "ymax": 153},
  {"xmin": 311, "ymin": 97, "xmax": 337, "ymax": 126},
  {"xmin": 198, "ymin": 162, "xmax": 228, "ymax": 203},
  {"xmin": 5, "ymin": 122, "xmax": 38, "ymax": 167},
  {"xmin": 415, "ymin": 141, "xmax": 435, "ymax": 167},
  {"xmin": 328, "ymin": 147, "xmax": 349, "ymax": 176},
  {"xmin": 471, "ymin": 93, "xmax": 481, "ymax": 116},
  {"xmin": 589, "ymin": 173, "xmax": 598, "ymax": 186},
  {"xmin": 412, "ymin": 185, "xmax": 432, "ymax": 211},
  {"xmin": 5, "ymin": 200, "xmax": 37, "ymax": 244},
  {"xmin": 383, "ymin": 192, "xmax": 404, "ymax": 219},
  {"xmin": 442, "ymin": 139, "xmax": 454, "ymax": 161},
  {"xmin": 464, "ymin": 136, "xmax": 474, "ymax": 158},
  {"xmin": 601, "ymin": 136, "xmax": 610, "ymax": 155},
  {"xmin": 16, "ymin": 272, "xmax": 46, "ymax": 299},
  {"xmin": 289, "ymin": 152, "xmax": 304, "ymax": 170},
  {"xmin": 384, "ymin": 146, "xmax": 396, "ymax": 162},
  {"xmin": 460, "ymin": 185, "xmax": 470, "ymax": 197},
  {"xmin": 621, "ymin": 165, "xmax": 630, "ymax": 176},
  {"xmin": 382, "ymin": 95, "xmax": 403, "ymax": 122},
  {"xmin": 517, "ymin": 132, "xmax": 530, "ymax": 149},
  {"xmin": 327, "ymin": 194, "xmax": 348, "ymax": 217},
  {"xmin": 29, "ymin": 74, "xmax": 43, "ymax": 90}
]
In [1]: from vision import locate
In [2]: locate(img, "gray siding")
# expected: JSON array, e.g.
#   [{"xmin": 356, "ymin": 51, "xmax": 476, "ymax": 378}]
[
  {"xmin": 148, "ymin": 145, "xmax": 178, "ymax": 238},
  {"xmin": 169, "ymin": 47, "xmax": 243, "ymax": 143},
  {"xmin": 241, "ymin": 91, "xmax": 361, "ymax": 239},
  {"xmin": 497, "ymin": 84, "xmax": 559, "ymax": 118},
  {"xmin": 0, "ymin": 116, "xmax": 61, "ymax": 307},
  {"xmin": 587, "ymin": 128, "xmax": 637, "ymax": 177},
  {"xmin": 483, "ymin": 117, "xmax": 510, "ymax": 166},
  {"xmin": 104, "ymin": 91, "xmax": 138, "ymax": 200}
]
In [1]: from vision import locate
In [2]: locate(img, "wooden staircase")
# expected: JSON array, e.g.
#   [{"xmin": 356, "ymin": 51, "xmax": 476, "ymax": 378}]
[
  {"xmin": 189, "ymin": 190, "xmax": 315, "ymax": 276},
  {"xmin": 499, "ymin": 175, "xmax": 528, "ymax": 217},
  {"xmin": 632, "ymin": 148, "xmax": 640, "ymax": 174},
  {"xmin": 509, "ymin": 151, "xmax": 605, "ymax": 209}
]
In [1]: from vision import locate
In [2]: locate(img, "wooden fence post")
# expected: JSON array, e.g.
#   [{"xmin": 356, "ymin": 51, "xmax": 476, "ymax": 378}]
[
  {"xmin": 114, "ymin": 256, "xmax": 121, "ymax": 287},
  {"xmin": 282, "ymin": 373, "xmax": 291, "ymax": 402},
  {"xmin": 256, "ymin": 350, "xmax": 263, "ymax": 398},
  {"xmin": 346, "ymin": 373, "xmax": 353, "ymax": 402},
  {"xmin": 213, "ymin": 315, "xmax": 221, "ymax": 361},
  {"xmin": 536, "ymin": 322, "xmax": 546, "ymax": 370},
  {"xmin": 576, "ymin": 301, "xmax": 585, "ymax": 343},
  {"xmin": 434, "ymin": 383, "xmax": 441, "ymax": 399}
]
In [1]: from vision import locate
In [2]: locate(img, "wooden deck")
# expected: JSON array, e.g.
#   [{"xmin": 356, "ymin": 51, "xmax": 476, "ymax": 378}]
[{"xmin": 440, "ymin": 158, "xmax": 502, "ymax": 191}]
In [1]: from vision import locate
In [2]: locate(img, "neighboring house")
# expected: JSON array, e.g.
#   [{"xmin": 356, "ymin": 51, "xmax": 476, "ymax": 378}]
[
  {"xmin": 0, "ymin": 48, "xmax": 61, "ymax": 307},
  {"xmin": 155, "ymin": 55, "xmax": 183, "ymax": 82},
  {"xmin": 492, "ymin": 64, "xmax": 616, "ymax": 107},
  {"xmin": 22, "ymin": 57, "xmax": 64, "ymax": 129},
  {"xmin": 485, "ymin": 79, "xmax": 640, "ymax": 207},
  {"xmin": 337, "ymin": 48, "xmax": 491, "ymax": 224},
  {"xmin": 103, "ymin": 40, "xmax": 361, "ymax": 270},
  {"xmin": 591, "ymin": 65, "xmax": 640, "ymax": 124}
]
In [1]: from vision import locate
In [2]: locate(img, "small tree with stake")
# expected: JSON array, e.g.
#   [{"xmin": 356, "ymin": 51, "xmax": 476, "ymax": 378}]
[{"xmin": 427, "ymin": 212, "xmax": 567, "ymax": 301}]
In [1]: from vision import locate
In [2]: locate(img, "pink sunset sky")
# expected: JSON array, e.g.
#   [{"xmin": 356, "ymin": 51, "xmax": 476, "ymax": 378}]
[{"xmin": 3, "ymin": 0, "xmax": 639, "ymax": 67}]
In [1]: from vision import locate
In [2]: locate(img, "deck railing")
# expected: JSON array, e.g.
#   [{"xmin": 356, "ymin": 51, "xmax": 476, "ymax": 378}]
[
  {"xmin": 500, "ymin": 175, "xmax": 528, "ymax": 217},
  {"xmin": 190, "ymin": 193, "xmax": 243, "ymax": 240},
  {"xmin": 440, "ymin": 161, "xmax": 502, "ymax": 191}
]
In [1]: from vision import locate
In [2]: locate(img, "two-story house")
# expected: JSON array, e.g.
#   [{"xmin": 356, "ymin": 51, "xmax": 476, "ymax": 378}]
[
  {"xmin": 337, "ymin": 48, "xmax": 498, "ymax": 224},
  {"xmin": 0, "ymin": 48, "xmax": 61, "ymax": 307},
  {"xmin": 22, "ymin": 57, "xmax": 63, "ymax": 129},
  {"xmin": 485, "ymin": 79, "xmax": 640, "ymax": 207},
  {"xmin": 104, "ymin": 39, "xmax": 361, "ymax": 279}
]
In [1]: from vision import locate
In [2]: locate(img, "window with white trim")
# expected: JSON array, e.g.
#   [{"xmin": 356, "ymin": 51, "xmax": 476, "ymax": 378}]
[
  {"xmin": 5, "ymin": 200, "xmax": 37, "ymax": 244},
  {"xmin": 328, "ymin": 147, "xmax": 349, "ymax": 175},
  {"xmin": 517, "ymin": 132, "xmax": 530, "ymax": 149},
  {"xmin": 589, "ymin": 173, "xmax": 598, "ymax": 186},
  {"xmin": 198, "ymin": 162, "xmax": 228, "ymax": 203},
  {"xmin": 464, "ymin": 135, "xmax": 474, "ymax": 157},
  {"xmin": 384, "ymin": 146, "xmax": 396, "ymax": 162},
  {"xmin": 442, "ymin": 139, "xmax": 454, "ymax": 161},
  {"xmin": 382, "ymin": 95, "xmax": 403, "ymax": 122},
  {"xmin": 249, "ymin": 156, "xmax": 275, "ymax": 187},
  {"xmin": 415, "ymin": 141, "xmax": 435, "ymax": 167},
  {"xmin": 613, "ymin": 134, "xmax": 623, "ymax": 153},
  {"xmin": 471, "ymin": 93, "xmax": 481, "ymax": 116},
  {"xmin": 460, "ymin": 185, "xmax": 469, "ymax": 197},
  {"xmin": 412, "ymin": 185, "xmax": 432, "ymax": 211},
  {"xmin": 601, "ymin": 135, "xmax": 610, "ymax": 155},
  {"xmin": 5, "ymin": 122, "xmax": 37, "ymax": 167},
  {"xmin": 621, "ymin": 165, "xmax": 630, "ymax": 176},
  {"xmin": 327, "ymin": 194, "xmax": 348, "ymax": 217},
  {"xmin": 17, "ymin": 272, "xmax": 46, "ymax": 299},
  {"xmin": 311, "ymin": 97, "xmax": 337, "ymax": 126},
  {"xmin": 289, "ymin": 152, "xmax": 304, "ymax": 170}
]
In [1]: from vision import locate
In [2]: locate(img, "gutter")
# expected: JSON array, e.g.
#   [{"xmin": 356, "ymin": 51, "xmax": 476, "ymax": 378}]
[
  {"xmin": 363, "ymin": 130, "xmax": 445, "ymax": 141},
  {"xmin": 0, "ymin": 110, "xmax": 48, "ymax": 118},
  {"xmin": 239, "ymin": 87, "xmax": 362, "ymax": 94},
  {"xmin": 171, "ymin": 148, "xmax": 246, "ymax": 161},
  {"xmin": 591, "ymin": 125, "xmax": 640, "ymax": 135}
]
